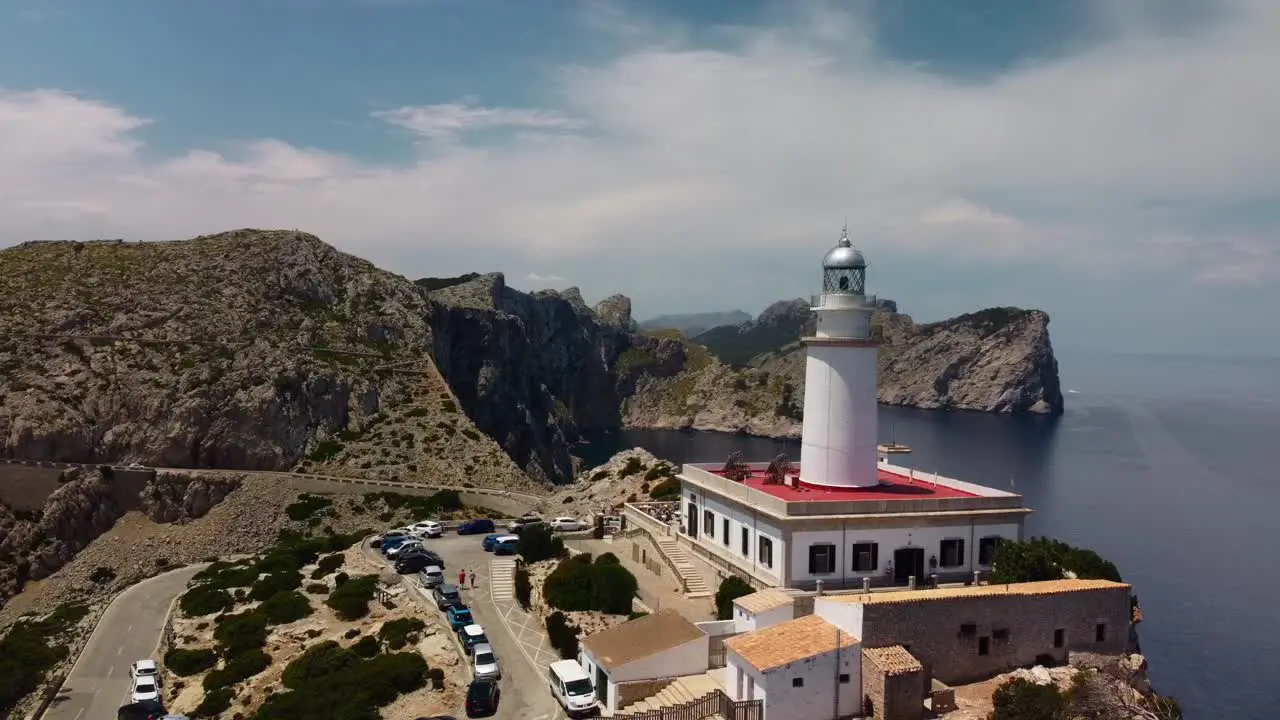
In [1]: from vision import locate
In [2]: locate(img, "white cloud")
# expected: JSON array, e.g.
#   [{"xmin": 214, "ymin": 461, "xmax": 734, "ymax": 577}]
[
  {"xmin": 1, "ymin": 0, "xmax": 1279, "ymax": 305},
  {"xmin": 525, "ymin": 272, "xmax": 568, "ymax": 285}
]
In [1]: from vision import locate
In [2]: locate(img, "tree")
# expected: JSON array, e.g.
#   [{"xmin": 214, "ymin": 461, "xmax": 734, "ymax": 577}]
[
  {"xmin": 714, "ymin": 576, "xmax": 755, "ymax": 620},
  {"xmin": 991, "ymin": 537, "xmax": 1123, "ymax": 585},
  {"xmin": 519, "ymin": 525, "xmax": 565, "ymax": 564},
  {"xmin": 514, "ymin": 567, "xmax": 532, "ymax": 610},
  {"xmin": 990, "ymin": 677, "xmax": 1065, "ymax": 720}
]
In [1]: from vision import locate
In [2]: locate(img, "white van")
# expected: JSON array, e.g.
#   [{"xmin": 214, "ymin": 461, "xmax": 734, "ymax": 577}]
[{"xmin": 548, "ymin": 659, "xmax": 597, "ymax": 717}]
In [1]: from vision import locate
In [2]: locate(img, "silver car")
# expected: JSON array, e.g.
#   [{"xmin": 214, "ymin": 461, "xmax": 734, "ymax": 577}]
[{"xmin": 472, "ymin": 642, "xmax": 501, "ymax": 680}]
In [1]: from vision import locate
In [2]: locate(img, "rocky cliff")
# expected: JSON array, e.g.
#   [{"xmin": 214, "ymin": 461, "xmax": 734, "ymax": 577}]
[{"xmin": 621, "ymin": 302, "xmax": 1063, "ymax": 436}]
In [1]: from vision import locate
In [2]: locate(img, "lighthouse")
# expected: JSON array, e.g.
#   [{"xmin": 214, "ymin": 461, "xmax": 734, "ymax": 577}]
[{"xmin": 799, "ymin": 225, "xmax": 881, "ymax": 488}]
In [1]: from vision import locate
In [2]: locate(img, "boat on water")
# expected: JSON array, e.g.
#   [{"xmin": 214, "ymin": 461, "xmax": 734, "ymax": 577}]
[{"xmin": 877, "ymin": 443, "xmax": 912, "ymax": 454}]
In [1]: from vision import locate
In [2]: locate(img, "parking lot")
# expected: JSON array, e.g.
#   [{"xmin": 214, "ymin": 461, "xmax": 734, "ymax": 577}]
[{"xmin": 365, "ymin": 531, "xmax": 570, "ymax": 720}]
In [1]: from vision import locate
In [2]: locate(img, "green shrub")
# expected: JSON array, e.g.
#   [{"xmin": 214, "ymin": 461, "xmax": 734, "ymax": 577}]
[
  {"xmin": 545, "ymin": 611, "xmax": 581, "ymax": 660},
  {"xmin": 519, "ymin": 525, "xmax": 565, "ymax": 564},
  {"xmin": 595, "ymin": 552, "xmax": 620, "ymax": 565},
  {"xmin": 714, "ymin": 576, "xmax": 755, "ymax": 620},
  {"xmin": 343, "ymin": 628, "xmax": 361, "ymax": 639},
  {"xmin": 643, "ymin": 463, "xmax": 672, "ymax": 482},
  {"xmin": 620, "ymin": 456, "xmax": 645, "ymax": 476},
  {"xmin": 213, "ymin": 611, "xmax": 269, "ymax": 655},
  {"xmin": 202, "ymin": 648, "xmax": 270, "ymax": 690},
  {"xmin": 282, "ymin": 641, "xmax": 362, "ymax": 689},
  {"xmin": 0, "ymin": 604, "xmax": 87, "ymax": 716},
  {"xmin": 648, "ymin": 477, "xmax": 680, "ymax": 500},
  {"xmin": 316, "ymin": 553, "xmax": 345, "ymax": 575},
  {"xmin": 305, "ymin": 582, "xmax": 330, "ymax": 595},
  {"xmin": 192, "ymin": 687, "xmax": 233, "ymax": 717},
  {"xmin": 544, "ymin": 556, "xmax": 638, "ymax": 615},
  {"xmin": 181, "ymin": 586, "xmax": 235, "ymax": 617},
  {"xmin": 249, "ymin": 570, "xmax": 303, "ymax": 601},
  {"xmin": 334, "ymin": 572, "xmax": 350, "ymax": 587},
  {"xmin": 592, "ymin": 564, "xmax": 638, "ymax": 614},
  {"xmin": 258, "ymin": 648, "xmax": 428, "ymax": 720},
  {"xmin": 514, "ymin": 567, "xmax": 532, "ymax": 610},
  {"xmin": 378, "ymin": 618, "xmax": 426, "ymax": 650},
  {"xmin": 286, "ymin": 493, "xmax": 334, "ymax": 521},
  {"xmin": 627, "ymin": 611, "xmax": 650, "ymax": 620},
  {"xmin": 326, "ymin": 575, "xmax": 379, "ymax": 620},
  {"xmin": 192, "ymin": 563, "xmax": 260, "ymax": 590},
  {"xmin": 991, "ymin": 537, "xmax": 1123, "ymax": 584},
  {"xmin": 351, "ymin": 635, "xmax": 381, "ymax": 658},
  {"xmin": 990, "ymin": 677, "xmax": 1065, "ymax": 720},
  {"xmin": 259, "ymin": 591, "xmax": 314, "ymax": 625},
  {"xmin": 164, "ymin": 647, "xmax": 218, "ymax": 676}
]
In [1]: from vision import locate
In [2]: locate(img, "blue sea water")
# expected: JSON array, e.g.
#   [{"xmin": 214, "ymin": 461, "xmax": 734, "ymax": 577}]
[{"xmin": 579, "ymin": 352, "xmax": 1280, "ymax": 719}]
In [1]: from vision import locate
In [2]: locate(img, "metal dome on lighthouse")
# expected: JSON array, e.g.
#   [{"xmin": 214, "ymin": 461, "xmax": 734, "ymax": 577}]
[{"xmin": 821, "ymin": 224, "xmax": 867, "ymax": 295}]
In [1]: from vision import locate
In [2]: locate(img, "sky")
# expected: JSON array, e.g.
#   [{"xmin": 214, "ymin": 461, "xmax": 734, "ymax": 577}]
[{"xmin": 1, "ymin": 0, "xmax": 1278, "ymax": 356}]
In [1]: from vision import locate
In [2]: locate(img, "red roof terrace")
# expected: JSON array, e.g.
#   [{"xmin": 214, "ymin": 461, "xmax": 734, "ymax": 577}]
[{"xmin": 706, "ymin": 466, "xmax": 982, "ymax": 503}]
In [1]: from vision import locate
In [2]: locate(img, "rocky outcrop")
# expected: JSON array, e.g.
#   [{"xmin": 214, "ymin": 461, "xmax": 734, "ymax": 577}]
[
  {"xmin": 621, "ymin": 303, "xmax": 1064, "ymax": 437},
  {"xmin": 139, "ymin": 472, "xmax": 244, "ymax": 524},
  {"xmin": 552, "ymin": 447, "xmax": 676, "ymax": 516}
]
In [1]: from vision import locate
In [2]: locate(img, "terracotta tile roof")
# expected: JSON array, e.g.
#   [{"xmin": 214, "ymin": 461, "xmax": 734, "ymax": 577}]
[
  {"xmin": 581, "ymin": 609, "xmax": 705, "ymax": 672},
  {"xmin": 725, "ymin": 614, "xmax": 859, "ymax": 672},
  {"xmin": 825, "ymin": 579, "xmax": 1130, "ymax": 606},
  {"xmin": 863, "ymin": 646, "xmax": 922, "ymax": 676},
  {"xmin": 732, "ymin": 588, "xmax": 794, "ymax": 614}
]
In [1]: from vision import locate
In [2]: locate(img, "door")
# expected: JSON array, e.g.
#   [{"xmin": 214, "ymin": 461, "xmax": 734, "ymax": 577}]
[
  {"xmin": 894, "ymin": 547, "xmax": 925, "ymax": 585},
  {"xmin": 596, "ymin": 665, "xmax": 608, "ymax": 706},
  {"xmin": 687, "ymin": 502, "xmax": 699, "ymax": 537}
]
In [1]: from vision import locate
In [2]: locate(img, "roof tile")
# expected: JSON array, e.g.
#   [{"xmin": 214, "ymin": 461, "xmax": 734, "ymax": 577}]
[
  {"xmin": 725, "ymin": 615, "xmax": 858, "ymax": 672},
  {"xmin": 582, "ymin": 609, "xmax": 705, "ymax": 671},
  {"xmin": 863, "ymin": 646, "xmax": 922, "ymax": 676},
  {"xmin": 825, "ymin": 579, "xmax": 1129, "ymax": 606},
  {"xmin": 732, "ymin": 588, "xmax": 794, "ymax": 614}
]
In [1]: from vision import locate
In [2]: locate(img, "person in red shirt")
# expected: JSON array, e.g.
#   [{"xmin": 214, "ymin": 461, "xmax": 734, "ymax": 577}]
[{"xmin": 459, "ymin": 568, "xmax": 467, "ymax": 586}]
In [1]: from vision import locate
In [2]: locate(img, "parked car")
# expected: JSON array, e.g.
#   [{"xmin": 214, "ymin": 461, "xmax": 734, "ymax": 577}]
[
  {"xmin": 459, "ymin": 624, "xmax": 488, "ymax": 654},
  {"xmin": 480, "ymin": 533, "xmax": 506, "ymax": 552},
  {"xmin": 370, "ymin": 530, "xmax": 407, "ymax": 549},
  {"xmin": 457, "ymin": 518, "xmax": 496, "ymax": 535},
  {"xmin": 493, "ymin": 537, "xmax": 519, "ymax": 556},
  {"xmin": 409, "ymin": 521, "xmax": 444, "ymax": 539},
  {"xmin": 381, "ymin": 536, "xmax": 411, "ymax": 554},
  {"xmin": 433, "ymin": 583, "xmax": 463, "ymax": 610},
  {"xmin": 549, "ymin": 517, "xmax": 587, "ymax": 532},
  {"xmin": 471, "ymin": 643, "xmax": 501, "ymax": 680},
  {"xmin": 447, "ymin": 605, "xmax": 474, "ymax": 632},
  {"xmin": 465, "ymin": 678, "xmax": 500, "ymax": 717},
  {"xmin": 395, "ymin": 554, "xmax": 434, "ymax": 574},
  {"xmin": 419, "ymin": 566, "xmax": 445, "ymax": 588},
  {"xmin": 117, "ymin": 700, "xmax": 167, "ymax": 720},
  {"xmin": 129, "ymin": 659, "xmax": 159, "ymax": 680},
  {"xmin": 386, "ymin": 540, "xmax": 423, "ymax": 559},
  {"xmin": 130, "ymin": 674, "xmax": 161, "ymax": 704},
  {"xmin": 548, "ymin": 660, "xmax": 598, "ymax": 718},
  {"xmin": 507, "ymin": 515, "xmax": 545, "ymax": 534},
  {"xmin": 400, "ymin": 548, "xmax": 445, "ymax": 568}
]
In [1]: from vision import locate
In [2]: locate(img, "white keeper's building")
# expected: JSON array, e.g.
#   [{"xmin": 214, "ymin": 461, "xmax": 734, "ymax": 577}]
[{"xmin": 677, "ymin": 227, "xmax": 1030, "ymax": 591}]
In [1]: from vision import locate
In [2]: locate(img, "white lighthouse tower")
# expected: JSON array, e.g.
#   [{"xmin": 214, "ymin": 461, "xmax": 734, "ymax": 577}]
[{"xmin": 799, "ymin": 225, "xmax": 881, "ymax": 489}]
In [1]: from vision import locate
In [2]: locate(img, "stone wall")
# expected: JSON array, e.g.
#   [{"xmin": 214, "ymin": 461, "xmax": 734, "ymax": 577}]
[
  {"xmin": 0, "ymin": 464, "xmax": 64, "ymax": 511},
  {"xmin": 615, "ymin": 677, "xmax": 675, "ymax": 709},
  {"xmin": 862, "ymin": 649, "xmax": 923, "ymax": 720},
  {"xmin": 860, "ymin": 586, "xmax": 1132, "ymax": 685}
]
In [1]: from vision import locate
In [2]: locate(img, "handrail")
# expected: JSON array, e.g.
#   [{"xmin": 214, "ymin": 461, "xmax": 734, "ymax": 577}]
[{"xmin": 619, "ymin": 510, "xmax": 688, "ymax": 594}]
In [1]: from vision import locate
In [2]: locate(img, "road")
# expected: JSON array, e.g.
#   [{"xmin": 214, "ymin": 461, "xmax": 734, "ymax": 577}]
[
  {"xmin": 364, "ymin": 534, "xmax": 567, "ymax": 720},
  {"xmin": 43, "ymin": 564, "xmax": 206, "ymax": 720}
]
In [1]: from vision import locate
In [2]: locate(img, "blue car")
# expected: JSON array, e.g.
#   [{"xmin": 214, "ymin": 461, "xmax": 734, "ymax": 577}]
[
  {"xmin": 381, "ymin": 536, "xmax": 410, "ymax": 554},
  {"xmin": 457, "ymin": 518, "xmax": 496, "ymax": 535},
  {"xmin": 481, "ymin": 533, "xmax": 506, "ymax": 551},
  {"xmin": 494, "ymin": 538, "xmax": 519, "ymax": 556}
]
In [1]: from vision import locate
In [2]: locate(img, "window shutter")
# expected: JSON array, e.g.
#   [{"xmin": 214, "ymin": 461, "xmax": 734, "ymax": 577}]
[{"xmin": 871, "ymin": 543, "xmax": 879, "ymax": 570}]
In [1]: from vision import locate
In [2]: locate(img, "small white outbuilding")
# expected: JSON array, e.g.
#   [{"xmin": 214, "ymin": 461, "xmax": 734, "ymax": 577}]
[{"xmin": 579, "ymin": 609, "xmax": 710, "ymax": 713}]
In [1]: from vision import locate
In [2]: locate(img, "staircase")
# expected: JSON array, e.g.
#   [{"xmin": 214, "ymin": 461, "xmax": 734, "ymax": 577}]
[
  {"xmin": 489, "ymin": 558, "xmax": 516, "ymax": 602},
  {"xmin": 655, "ymin": 537, "xmax": 711, "ymax": 598},
  {"xmin": 617, "ymin": 674, "xmax": 726, "ymax": 715}
]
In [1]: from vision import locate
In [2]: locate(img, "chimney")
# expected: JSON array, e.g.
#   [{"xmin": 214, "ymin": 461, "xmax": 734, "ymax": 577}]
[
  {"xmin": 815, "ymin": 579, "xmax": 825, "ymax": 596},
  {"xmin": 862, "ymin": 577, "xmax": 871, "ymax": 593},
  {"xmin": 908, "ymin": 576, "xmax": 917, "ymax": 590},
  {"xmin": 973, "ymin": 570, "xmax": 982, "ymax": 586}
]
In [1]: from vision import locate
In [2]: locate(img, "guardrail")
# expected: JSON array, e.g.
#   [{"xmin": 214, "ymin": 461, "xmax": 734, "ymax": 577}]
[{"xmin": 617, "ymin": 516, "xmax": 688, "ymax": 594}]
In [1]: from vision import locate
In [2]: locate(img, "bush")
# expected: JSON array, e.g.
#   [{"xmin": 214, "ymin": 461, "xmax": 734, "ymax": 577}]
[
  {"xmin": 202, "ymin": 648, "xmax": 271, "ymax": 691},
  {"xmin": 305, "ymin": 582, "xmax": 330, "ymax": 595},
  {"xmin": 0, "ymin": 605, "xmax": 84, "ymax": 716},
  {"xmin": 181, "ymin": 585, "xmax": 235, "ymax": 617},
  {"xmin": 990, "ymin": 677, "xmax": 1065, "ymax": 720},
  {"xmin": 213, "ymin": 611, "xmax": 269, "ymax": 655},
  {"xmin": 164, "ymin": 647, "xmax": 219, "ymax": 676},
  {"xmin": 249, "ymin": 570, "xmax": 303, "ymax": 601},
  {"xmin": 89, "ymin": 566, "xmax": 117, "ymax": 584},
  {"xmin": 378, "ymin": 618, "xmax": 426, "ymax": 650},
  {"xmin": 286, "ymin": 493, "xmax": 334, "ymax": 521},
  {"xmin": 258, "ymin": 647, "xmax": 428, "ymax": 720},
  {"xmin": 343, "ymin": 628, "xmax": 361, "ymax": 639},
  {"xmin": 648, "ymin": 477, "xmax": 680, "ymax": 500},
  {"xmin": 643, "ymin": 463, "xmax": 672, "ymax": 482},
  {"xmin": 595, "ymin": 552, "xmax": 620, "ymax": 566},
  {"xmin": 620, "ymin": 456, "xmax": 644, "ymax": 476},
  {"xmin": 334, "ymin": 572, "xmax": 350, "ymax": 587},
  {"xmin": 544, "ymin": 556, "xmax": 638, "ymax": 615},
  {"xmin": 316, "ymin": 553, "xmax": 345, "ymax": 575},
  {"xmin": 282, "ymin": 641, "xmax": 362, "ymax": 689},
  {"xmin": 545, "ymin": 611, "xmax": 581, "ymax": 660},
  {"xmin": 514, "ymin": 567, "xmax": 532, "ymax": 610},
  {"xmin": 714, "ymin": 576, "xmax": 755, "ymax": 620},
  {"xmin": 259, "ymin": 591, "xmax": 314, "ymax": 625},
  {"xmin": 991, "ymin": 537, "xmax": 1123, "ymax": 584},
  {"xmin": 326, "ymin": 575, "xmax": 379, "ymax": 621},
  {"xmin": 192, "ymin": 687, "xmax": 234, "ymax": 717},
  {"xmin": 519, "ymin": 525, "xmax": 566, "ymax": 564},
  {"xmin": 351, "ymin": 635, "xmax": 381, "ymax": 658}
]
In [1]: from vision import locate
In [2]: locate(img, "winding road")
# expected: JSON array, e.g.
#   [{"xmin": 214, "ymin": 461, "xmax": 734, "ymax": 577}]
[{"xmin": 43, "ymin": 564, "xmax": 207, "ymax": 720}]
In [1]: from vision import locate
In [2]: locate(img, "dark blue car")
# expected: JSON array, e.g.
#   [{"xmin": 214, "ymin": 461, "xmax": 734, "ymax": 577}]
[
  {"xmin": 481, "ymin": 533, "xmax": 506, "ymax": 551},
  {"xmin": 457, "ymin": 518, "xmax": 496, "ymax": 535}
]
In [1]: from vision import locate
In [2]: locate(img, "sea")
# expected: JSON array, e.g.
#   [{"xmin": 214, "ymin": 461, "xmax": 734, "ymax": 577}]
[{"xmin": 578, "ymin": 351, "xmax": 1280, "ymax": 719}]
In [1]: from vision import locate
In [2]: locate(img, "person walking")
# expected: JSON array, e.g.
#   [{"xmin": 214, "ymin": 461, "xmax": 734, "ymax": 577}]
[
  {"xmin": 469, "ymin": 569, "xmax": 477, "ymax": 588},
  {"xmin": 459, "ymin": 568, "xmax": 467, "ymax": 587}
]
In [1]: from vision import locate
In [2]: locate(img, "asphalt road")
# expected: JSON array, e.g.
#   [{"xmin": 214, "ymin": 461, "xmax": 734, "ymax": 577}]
[
  {"xmin": 364, "ymin": 534, "xmax": 567, "ymax": 720},
  {"xmin": 43, "ymin": 564, "xmax": 206, "ymax": 720}
]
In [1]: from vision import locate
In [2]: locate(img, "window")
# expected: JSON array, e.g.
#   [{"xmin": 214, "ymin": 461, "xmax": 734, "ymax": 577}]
[
  {"xmin": 1095, "ymin": 623, "xmax": 1107, "ymax": 643},
  {"xmin": 851, "ymin": 542, "xmax": 879, "ymax": 572},
  {"xmin": 759, "ymin": 537, "xmax": 774, "ymax": 568},
  {"xmin": 978, "ymin": 536, "xmax": 1003, "ymax": 566},
  {"xmin": 838, "ymin": 673, "xmax": 851, "ymax": 683},
  {"xmin": 723, "ymin": 518, "xmax": 730, "ymax": 546},
  {"xmin": 1053, "ymin": 629, "xmax": 1065, "ymax": 648},
  {"xmin": 741, "ymin": 527, "xmax": 749, "ymax": 556},
  {"xmin": 940, "ymin": 538, "xmax": 966, "ymax": 568},
  {"xmin": 959, "ymin": 623, "xmax": 977, "ymax": 637},
  {"xmin": 808, "ymin": 543, "xmax": 836, "ymax": 575},
  {"xmin": 992, "ymin": 628, "xmax": 1009, "ymax": 641},
  {"xmin": 978, "ymin": 637, "xmax": 990, "ymax": 656},
  {"xmin": 792, "ymin": 678, "xmax": 804, "ymax": 688},
  {"xmin": 704, "ymin": 510, "xmax": 715, "ymax": 538}
]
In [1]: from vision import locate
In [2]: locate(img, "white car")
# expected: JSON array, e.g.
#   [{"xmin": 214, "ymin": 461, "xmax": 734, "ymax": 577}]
[
  {"xmin": 385, "ymin": 540, "xmax": 422, "ymax": 559},
  {"xmin": 409, "ymin": 521, "xmax": 443, "ymax": 539},
  {"xmin": 472, "ymin": 642, "xmax": 501, "ymax": 680},
  {"xmin": 549, "ymin": 517, "xmax": 586, "ymax": 532},
  {"xmin": 130, "ymin": 659, "xmax": 159, "ymax": 680},
  {"xmin": 130, "ymin": 674, "xmax": 161, "ymax": 704}
]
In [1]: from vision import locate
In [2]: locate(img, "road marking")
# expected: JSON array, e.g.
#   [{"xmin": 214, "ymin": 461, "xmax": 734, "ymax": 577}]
[
  {"xmin": 105, "ymin": 666, "xmax": 113, "ymax": 678},
  {"xmin": 73, "ymin": 708, "xmax": 84, "ymax": 720},
  {"xmin": 116, "ymin": 646, "xmax": 124, "ymax": 656}
]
